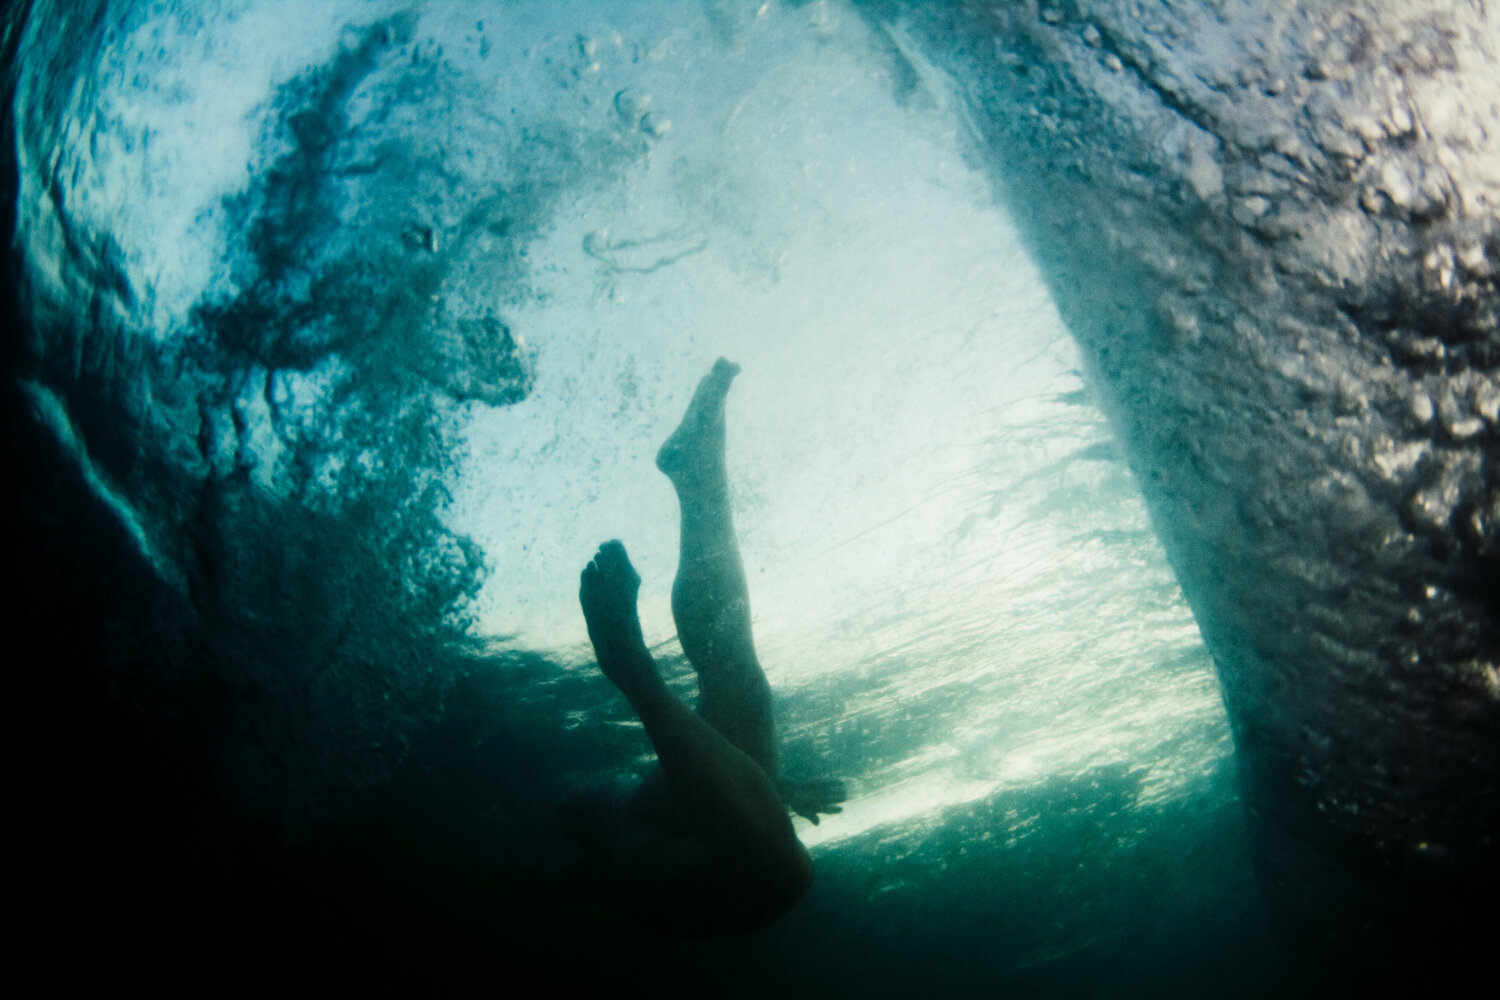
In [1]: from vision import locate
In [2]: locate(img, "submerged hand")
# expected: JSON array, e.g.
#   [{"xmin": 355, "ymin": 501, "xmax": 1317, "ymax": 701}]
[{"xmin": 779, "ymin": 776, "xmax": 848, "ymax": 826}]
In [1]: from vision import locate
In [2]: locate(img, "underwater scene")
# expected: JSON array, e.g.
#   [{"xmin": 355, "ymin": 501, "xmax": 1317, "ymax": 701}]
[{"xmin": 4, "ymin": 0, "xmax": 1497, "ymax": 995}]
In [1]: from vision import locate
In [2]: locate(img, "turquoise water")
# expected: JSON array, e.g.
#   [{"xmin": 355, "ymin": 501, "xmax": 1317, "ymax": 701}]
[{"xmin": 4, "ymin": 1, "xmax": 1280, "ymax": 992}]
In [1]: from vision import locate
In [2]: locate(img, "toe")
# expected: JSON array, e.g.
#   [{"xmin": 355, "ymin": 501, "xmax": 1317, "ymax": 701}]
[{"xmin": 599, "ymin": 539, "xmax": 635, "ymax": 577}]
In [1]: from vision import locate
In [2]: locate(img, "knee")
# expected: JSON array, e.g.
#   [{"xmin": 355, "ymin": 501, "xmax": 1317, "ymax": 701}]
[
  {"xmin": 713, "ymin": 844, "xmax": 813, "ymax": 935},
  {"xmin": 759, "ymin": 840, "xmax": 815, "ymax": 920},
  {"xmin": 786, "ymin": 841, "xmax": 814, "ymax": 902}
]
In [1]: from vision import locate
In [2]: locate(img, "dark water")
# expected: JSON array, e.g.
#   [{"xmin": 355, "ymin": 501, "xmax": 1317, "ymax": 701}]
[{"xmin": 0, "ymin": 0, "xmax": 1386, "ymax": 993}]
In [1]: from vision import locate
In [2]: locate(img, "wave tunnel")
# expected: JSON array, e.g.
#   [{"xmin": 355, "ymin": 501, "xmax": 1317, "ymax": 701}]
[{"xmin": 4, "ymin": 1, "xmax": 1497, "ymax": 994}]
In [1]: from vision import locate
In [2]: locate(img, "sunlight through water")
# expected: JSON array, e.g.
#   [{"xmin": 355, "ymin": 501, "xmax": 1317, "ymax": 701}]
[{"xmin": 432, "ymin": 1, "xmax": 1234, "ymax": 847}]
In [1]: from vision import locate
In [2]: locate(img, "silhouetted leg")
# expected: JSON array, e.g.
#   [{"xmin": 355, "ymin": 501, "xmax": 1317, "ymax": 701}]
[
  {"xmin": 579, "ymin": 540, "xmax": 810, "ymax": 929},
  {"xmin": 655, "ymin": 359, "xmax": 778, "ymax": 777}
]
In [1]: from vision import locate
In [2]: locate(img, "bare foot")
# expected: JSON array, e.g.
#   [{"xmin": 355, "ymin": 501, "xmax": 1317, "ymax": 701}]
[
  {"xmin": 579, "ymin": 540, "xmax": 654, "ymax": 695},
  {"xmin": 656, "ymin": 358, "xmax": 740, "ymax": 491}
]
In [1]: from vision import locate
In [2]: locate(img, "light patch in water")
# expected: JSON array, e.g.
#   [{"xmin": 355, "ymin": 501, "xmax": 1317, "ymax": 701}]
[
  {"xmin": 445, "ymin": 0, "xmax": 1231, "ymax": 836},
  {"xmin": 46, "ymin": 0, "xmax": 1232, "ymax": 841},
  {"xmin": 453, "ymin": 2, "xmax": 1062, "ymax": 667},
  {"xmin": 803, "ymin": 774, "xmax": 1003, "ymax": 849}
]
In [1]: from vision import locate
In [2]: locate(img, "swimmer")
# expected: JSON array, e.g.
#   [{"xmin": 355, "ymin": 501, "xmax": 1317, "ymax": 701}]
[{"xmin": 576, "ymin": 358, "xmax": 842, "ymax": 935}]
